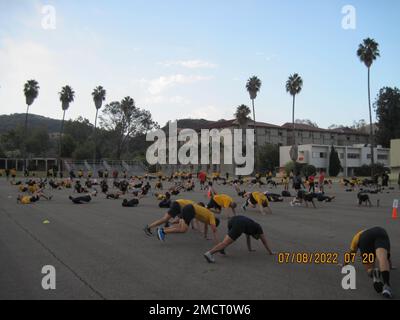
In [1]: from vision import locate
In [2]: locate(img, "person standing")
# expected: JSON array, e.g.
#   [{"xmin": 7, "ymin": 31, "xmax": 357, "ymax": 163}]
[
  {"xmin": 318, "ymin": 170, "xmax": 325, "ymax": 192},
  {"xmin": 308, "ymin": 174, "xmax": 315, "ymax": 193}
]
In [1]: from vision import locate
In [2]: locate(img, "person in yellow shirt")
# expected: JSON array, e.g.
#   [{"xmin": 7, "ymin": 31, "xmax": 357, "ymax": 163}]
[
  {"xmin": 207, "ymin": 194, "xmax": 237, "ymax": 217},
  {"xmin": 342, "ymin": 227, "xmax": 394, "ymax": 299},
  {"xmin": 282, "ymin": 174, "xmax": 289, "ymax": 191},
  {"xmin": 18, "ymin": 184, "xmax": 28, "ymax": 192},
  {"xmin": 242, "ymin": 191, "xmax": 272, "ymax": 215},
  {"xmin": 144, "ymin": 199, "xmax": 194, "ymax": 236},
  {"xmin": 17, "ymin": 190, "xmax": 52, "ymax": 204},
  {"xmin": 155, "ymin": 203, "xmax": 220, "ymax": 244},
  {"xmin": 10, "ymin": 168, "xmax": 17, "ymax": 181}
]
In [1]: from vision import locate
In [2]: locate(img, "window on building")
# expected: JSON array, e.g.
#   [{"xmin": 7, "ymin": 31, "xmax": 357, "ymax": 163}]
[
  {"xmin": 367, "ymin": 154, "xmax": 372, "ymax": 159},
  {"xmin": 378, "ymin": 154, "xmax": 388, "ymax": 160},
  {"xmin": 278, "ymin": 131, "xmax": 282, "ymax": 137},
  {"xmin": 339, "ymin": 153, "xmax": 344, "ymax": 159},
  {"xmin": 346, "ymin": 136, "xmax": 350, "ymax": 141},
  {"xmin": 313, "ymin": 152, "xmax": 327, "ymax": 158},
  {"xmin": 347, "ymin": 153, "xmax": 360, "ymax": 159}
]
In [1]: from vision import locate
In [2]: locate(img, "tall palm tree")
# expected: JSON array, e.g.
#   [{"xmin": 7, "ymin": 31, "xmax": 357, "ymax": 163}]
[
  {"xmin": 23, "ymin": 80, "xmax": 40, "ymax": 136},
  {"xmin": 246, "ymin": 76, "xmax": 262, "ymax": 172},
  {"xmin": 286, "ymin": 73, "xmax": 303, "ymax": 147},
  {"xmin": 23, "ymin": 80, "xmax": 39, "ymax": 169},
  {"xmin": 357, "ymin": 38, "xmax": 380, "ymax": 176},
  {"xmin": 235, "ymin": 104, "xmax": 251, "ymax": 128},
  {"xmin": 92, "ymin": 86, "xmax": 106, "ymax": 165},
  {"xmin": 58, "ymin": 85, "xmax": 75, "ymax": 171}
]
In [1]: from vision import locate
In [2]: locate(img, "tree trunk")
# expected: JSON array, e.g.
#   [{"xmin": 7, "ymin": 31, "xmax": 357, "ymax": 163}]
[
  {"xmin": 23, "ymin": 105, "xmax": 29, "ymax": 171},
  {"xmin": 59, "ymin": 110, "xmax": 66, "ymax": 173},
  {"xmin": 292, "ymin": 95, "xmax": 296, "ymax": 145},
  {"xmin": 252, "ymin": 99, "xmax": 258, "ymax": 174},
  {"xmin": 367, "ymin": 67, "xmax": 375, "ymax": 178},
  {"xmin": 93, "ymin": 108, "xmax": 99, "ymax": 165}
]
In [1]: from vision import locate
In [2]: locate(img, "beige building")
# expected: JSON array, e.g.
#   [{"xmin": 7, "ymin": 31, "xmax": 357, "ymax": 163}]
[
  {"xmin": 390, "ymin": 139, "xmax": 400, "ymax": 182},
  {"xmin": 160, "ymin": 119, "xmax": 370, "ymax": 175}
]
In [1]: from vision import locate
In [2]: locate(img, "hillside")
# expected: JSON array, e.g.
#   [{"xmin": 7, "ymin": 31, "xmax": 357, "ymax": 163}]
[
  {"xmin": 0, "ymin": 113, "xmax": 224, "ymax": 134},
  {"xmin": 0, "ymin": 113, "xmax": 62, "ymax": 133}
]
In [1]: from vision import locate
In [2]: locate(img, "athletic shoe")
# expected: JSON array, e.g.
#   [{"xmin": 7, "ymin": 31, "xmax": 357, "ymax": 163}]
[
  {"xmin": 372, "ymin": 269, "xmax": 383, "ymax": 293},
  {"xmin": 382, "ymin": 284, "xmax": 393, "ymax": 299},
  {"xmin": 218, "ymin": 249, "xmax": 226, "ymax": 255},
  {"xmin": 143, "ymin": 225, "xmax": 152, "ymax": 236},
  {"xmin": 204, "ymin": 252, "xmax": 215, "ymax": 263},
  {"xmin": 157, "ymin": 228, "xmax": 165, "ymax": 241},
  {"xmin": 290, "ymin": 200, "xmax": 294, "ymax": 207}
]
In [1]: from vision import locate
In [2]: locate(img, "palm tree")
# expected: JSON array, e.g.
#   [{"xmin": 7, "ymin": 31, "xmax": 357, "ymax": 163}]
[
  {"xmin": 92, "ymin": 86, "xmax": 106, "ymax": 165},
  {"xmin": 357, "ymin": 38, "xmax": 380, "ymax": 176},
  {"xmin": 23, "ymin": 80, "xmax": 39, "ymax": 169},
  {"xmin": 246, "ymin": 76, "xmax": 262, "ymax": 172},
  {"xmin": 286, "ymin": 73, "xmax": 303, "ymax": 146},
  {"xmin": 23, "ymin": 80, "xmax": 40, "ymax": 135},
  {"xmin": 58, "ymin": 85, "xmax": 75, "ymax": 171},
  {"xmin": 235, "ymin": 104, "xmax": 251, "ymax": 128}
]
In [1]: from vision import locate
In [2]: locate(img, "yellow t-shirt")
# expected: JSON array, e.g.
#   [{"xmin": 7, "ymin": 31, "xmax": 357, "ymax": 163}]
[
  {"xmin": 28, "ymin": 185, "xmax": 38, "ymax": 194},
  {"xmin": 350, "ymin": 230, "xmax": 365, "ymax": 252},
  {"xmin": 21, "ymin": 196, "xmax": 31, "ymax": 204},
  {"xmin": 252, "ymin": 192, "xmax": 268, "ymax": 206},
  {"xmin": 176, "ymin": 199, "xmax": 195, "ymax": 207},
  {"xmin": 194, "ymin": 204, "xmax": 216, "ymax": 226},
  {"xmin": 19, "ymin": 185, "xmax": 25, "ymax": 192},
  {"xmin": 213, "ymin": 194, "xmax": 233, "ymax": 208}
]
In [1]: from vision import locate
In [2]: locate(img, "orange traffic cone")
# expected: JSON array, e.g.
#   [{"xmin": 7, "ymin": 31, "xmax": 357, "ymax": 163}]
[{"xmin": 392, "ymin": 200, "xmax": 398, "ymax": 219}]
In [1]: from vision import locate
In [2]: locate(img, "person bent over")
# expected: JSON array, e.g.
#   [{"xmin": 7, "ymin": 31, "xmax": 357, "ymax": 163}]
[
  {"xmin": 143, "ymin": 199, "xmax": 194, "ymax": 236},
  {"xmin": 242, "ymin": 191, "xmax": 272, "ymax": 215},
  {"xmin": 342, "ymin": 226, "xmax": 394, "ymax": 299},
  {"xmin": 156, "ymin": 204, "xmax": 220, "ymax": 244},
  {"xmin": 203, "ymin": 215, "xmax": 274, "ymax": 263},
  {"xmin": 207, "ymin": 194, "xmax": 237, "ymax": 217}
]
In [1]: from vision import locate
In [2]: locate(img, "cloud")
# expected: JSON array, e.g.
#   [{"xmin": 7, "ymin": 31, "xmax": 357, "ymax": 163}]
[
  {"xmin": 143, "ymin": 95, "xmax": 190, "ymax": 105},
  {"xmin": 159, "ymin": 60, "xmax": 217, "ymax": 69},
  {"xmin": 144, "ymin": 74, "xmax": 213, "ymax": 95},
  {"xmin": 188, "ymin": 105, "xmax": 230, "ymax": 120}
]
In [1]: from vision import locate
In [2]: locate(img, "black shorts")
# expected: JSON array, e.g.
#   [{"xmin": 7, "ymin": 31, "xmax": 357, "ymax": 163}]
[
  {"xmin": 181, "ymin": 204, "xmax": 196, "ymax": 226},
  {"xmin": 30, "ymin": 195, "xmax": 39, "ymax": 203},
  {"xmin": 227, "ymin": 216, "xmax": 263, "ymax": 241},
  {"xmin": 358, "ymin": 227, "xmax": 391, "ymax": 255},
  {"xmin": 167, "ymin": 201, "xmax": 182, "ymax": 218},
  {"xmin": 207, "ymin": 197, "xmax": 222, "ymax": 211},
  {"xmin": 304, "ymin": 193, "xmax": 314, "ymax": 202}
]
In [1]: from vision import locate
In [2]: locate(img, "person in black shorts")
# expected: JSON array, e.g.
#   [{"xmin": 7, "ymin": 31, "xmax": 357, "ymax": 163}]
[
  {"xmin": 291, "ymin": 190, "xmax": 316, "ymax": 208},
  {"xmin": 156, "ymin": 204, "xmax": 220, "ymax": 242},
  {"xmin": 203, "ymin": 215, "xmax": 274, "ymax": 263},
  {"xmin": 122, "ymin": 198, "xmax": 139, "ymax": 207},
  {"xmin": 143, "ymin": 199, "xmax": 194, "ymax": 236},
  {"xmin": 343, "ymin": 227, "xmax": 394, "ymax": 298},
  {"xmin": 69, "ymin": 194, "xmax": 92, "ymax": 204}
]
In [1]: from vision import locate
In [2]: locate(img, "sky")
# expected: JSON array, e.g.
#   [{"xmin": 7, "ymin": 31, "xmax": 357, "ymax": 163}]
[{"xmin": 0, "ymin": 0, "xmax": 399, "ymax": 129}]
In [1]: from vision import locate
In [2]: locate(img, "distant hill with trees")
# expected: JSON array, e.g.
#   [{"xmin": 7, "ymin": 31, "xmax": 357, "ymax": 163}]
[{"xmin": 0, "ymin": 113, "xmax": 62, "ymax": 133}]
